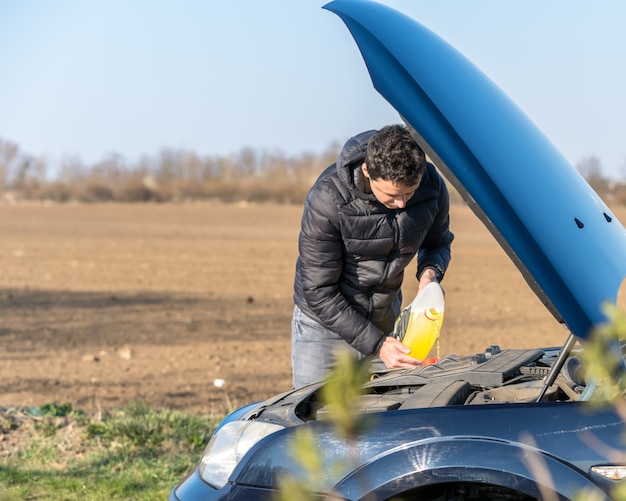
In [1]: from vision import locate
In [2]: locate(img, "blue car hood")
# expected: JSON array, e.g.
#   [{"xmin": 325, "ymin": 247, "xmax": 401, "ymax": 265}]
[{"xmin": 324, "ymin": 0, "xmax": 626, "ymax": 340}]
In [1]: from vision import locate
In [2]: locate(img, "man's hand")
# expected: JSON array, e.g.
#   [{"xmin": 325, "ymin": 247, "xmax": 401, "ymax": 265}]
[
  {"xmin": 378, "ymin": 336, "xmax": 421, "ymax": 369},
  {"xmin": 418, "ymin": 267, "xmax": 439, "ymax": 291}
]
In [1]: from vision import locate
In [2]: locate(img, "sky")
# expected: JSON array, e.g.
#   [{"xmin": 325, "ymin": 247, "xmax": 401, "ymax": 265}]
[{"xmin": 1, "ymin": 1, "xmax": 626, "ymax": 179}]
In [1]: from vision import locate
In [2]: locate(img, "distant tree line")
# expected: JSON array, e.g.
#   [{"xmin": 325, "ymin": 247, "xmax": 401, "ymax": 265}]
[
  {"xmin": 0, "ymin": 138, "xmax": 343, "ymax": 204},
  {"xmin": 1, "ymin": 138, "xmax": 625, "ymax": 205}
]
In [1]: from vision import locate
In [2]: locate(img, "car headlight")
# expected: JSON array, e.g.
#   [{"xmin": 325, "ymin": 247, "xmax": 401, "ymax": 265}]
[{"xmin": 198, "ymin": 420, "xmax": 284, "ymax": 489}]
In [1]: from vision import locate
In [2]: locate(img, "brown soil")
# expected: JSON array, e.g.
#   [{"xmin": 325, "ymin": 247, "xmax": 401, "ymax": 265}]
[{"xmin": 1, "ymin": 202, "xmax": 622, "ymax": 416}]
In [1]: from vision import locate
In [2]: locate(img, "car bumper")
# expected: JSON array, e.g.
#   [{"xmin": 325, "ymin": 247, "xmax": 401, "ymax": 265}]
[{"xmin": 168, "ymin": 469, "xmax": 294, "ymax": 501}]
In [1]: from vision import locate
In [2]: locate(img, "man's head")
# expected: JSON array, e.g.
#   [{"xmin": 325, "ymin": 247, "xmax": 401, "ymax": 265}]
[{"xmin": 362, "ymin": 124, "xmax": 426, "ymax": 209}]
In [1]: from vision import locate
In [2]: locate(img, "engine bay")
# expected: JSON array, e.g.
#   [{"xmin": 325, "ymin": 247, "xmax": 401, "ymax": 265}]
[{"xmin": 309, "ymin": 345, "xmax": 588, "ymax": 420}]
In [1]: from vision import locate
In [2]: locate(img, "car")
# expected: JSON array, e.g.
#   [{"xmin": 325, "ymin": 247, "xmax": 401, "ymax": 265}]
[{"xmin": 169, "ymin": 1, "xmax": 626, "ymax": 500}]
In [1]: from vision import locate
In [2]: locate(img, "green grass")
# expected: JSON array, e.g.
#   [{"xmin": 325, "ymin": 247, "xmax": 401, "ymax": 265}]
[{"xmin": 0, "ymin": 402, "xmax": 222, "ymax": 500}]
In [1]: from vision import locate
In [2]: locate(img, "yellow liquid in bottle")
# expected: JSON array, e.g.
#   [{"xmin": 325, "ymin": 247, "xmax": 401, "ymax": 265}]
[{"xmin": 402, "ymin": 307, "xmax": 444, "ymax": 361}]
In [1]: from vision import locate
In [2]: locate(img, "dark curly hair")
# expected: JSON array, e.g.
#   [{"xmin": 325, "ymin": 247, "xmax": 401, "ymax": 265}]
[{"xmin": 364, "ymin": 124, "xmax": 425, "ymax": 186}]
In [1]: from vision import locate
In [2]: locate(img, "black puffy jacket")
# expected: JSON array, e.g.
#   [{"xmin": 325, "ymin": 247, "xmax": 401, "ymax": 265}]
[{"xmin": 293, "ymin": 130, "xmax": 454, "ymax": 356}]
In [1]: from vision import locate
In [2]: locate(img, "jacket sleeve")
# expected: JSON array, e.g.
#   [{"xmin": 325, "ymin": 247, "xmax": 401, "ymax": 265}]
[
  {"xmin": 417, "ymin": 178, "xmax": 454, "ymax": 281},
  {"xmin": 298, "ymin": 181, "xmax": 385, "ymax": 356}
]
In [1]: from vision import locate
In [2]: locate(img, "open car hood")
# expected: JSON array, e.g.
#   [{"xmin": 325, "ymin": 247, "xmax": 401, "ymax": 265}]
[{"xmin": 324, "ymin": 0, "xmax": 626, "ymax": 341}]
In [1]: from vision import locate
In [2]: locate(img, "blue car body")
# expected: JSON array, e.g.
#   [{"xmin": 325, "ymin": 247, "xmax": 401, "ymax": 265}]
[{"xmin": 170, "ymin": 1, "xmax": 626, "ymax": 500}]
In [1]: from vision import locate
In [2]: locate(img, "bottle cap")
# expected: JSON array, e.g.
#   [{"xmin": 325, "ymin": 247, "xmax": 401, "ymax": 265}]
[{"xmin": 424, "ymin": 307, "xmax": 441, "ymax": 321}]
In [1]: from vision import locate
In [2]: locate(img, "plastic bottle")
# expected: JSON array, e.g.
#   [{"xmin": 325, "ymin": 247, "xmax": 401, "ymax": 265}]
[{"xmin": 400, "ymin": 282, "xmax": 445, "ymax": 361}]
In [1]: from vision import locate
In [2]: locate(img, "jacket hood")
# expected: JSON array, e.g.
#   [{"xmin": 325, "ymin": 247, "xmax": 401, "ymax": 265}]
[
  {"xmin": 324, "ymin": 0, "xmax": 626, "ymax": 341},
  {"xmin": 335, "ymin": 129, "xmax": 376, "ymax": 201}
]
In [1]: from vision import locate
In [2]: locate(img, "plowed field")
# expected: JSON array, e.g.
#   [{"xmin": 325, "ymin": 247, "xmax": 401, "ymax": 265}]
[{"xmin": 1, "ymin": 202, "xmax": 621, "ymax": 415}]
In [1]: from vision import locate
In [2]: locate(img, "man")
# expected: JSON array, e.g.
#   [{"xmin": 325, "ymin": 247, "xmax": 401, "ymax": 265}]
[{"xmin": 292, "ymin": 124, "xmax": 453, "ymax": 388}]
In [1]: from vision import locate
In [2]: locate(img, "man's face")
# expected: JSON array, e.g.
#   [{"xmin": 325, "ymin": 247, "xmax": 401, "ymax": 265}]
[{"xmin": 361, "ymin": 163, "xmax": 420, "ymax": 209}]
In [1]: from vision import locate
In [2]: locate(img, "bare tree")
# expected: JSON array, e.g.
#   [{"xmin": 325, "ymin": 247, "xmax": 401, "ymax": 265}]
[
  {"xmin": 0, "ymin": 139, "xmax": 21, "ymax": 190},
  {"xmin": 58, "ymin": 154, "xmax": 85, "ymax": 183},
  {"xmin": 12, "ymin": 156, "xmax": 35, "ymax": 188},
  {"xmin": 619, "ymin": 157, "xmax": 626, "ymax": 182},
  {"xmin": 576, "ymin": 154, "xmax": 612, "ymax": 195},
  {"xmin": 236, "ymin": 147, "xmax": 258, "ymax": 176},
  {"xmin": 576, "ymin": 154, "xmax": 603, "ymax": 181}
]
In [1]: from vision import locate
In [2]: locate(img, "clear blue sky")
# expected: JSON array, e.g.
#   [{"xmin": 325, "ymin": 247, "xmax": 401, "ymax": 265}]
[{"xmin": 2, "ymin": 1, "xmax": 626, "ymax": 179}]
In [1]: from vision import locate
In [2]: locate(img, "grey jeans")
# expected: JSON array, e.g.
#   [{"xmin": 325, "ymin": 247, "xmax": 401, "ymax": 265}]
[{"xmin": 291, "ymin": 305, "xmax": 385, "ymax": 389}]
